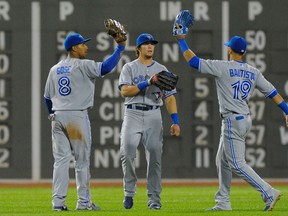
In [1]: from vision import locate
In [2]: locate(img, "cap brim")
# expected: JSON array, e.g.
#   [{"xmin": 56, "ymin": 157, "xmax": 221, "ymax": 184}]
[
  {"xmin": 83, "ymin": 38, "xmax": 92, "ymax": 43},
  {"xmin": 224, "ymin": 42, "xmax": 230, "ymax": 47},
  {"xmin": 138, "ymin": 40, "xmax": 158, "ymax": 47}
]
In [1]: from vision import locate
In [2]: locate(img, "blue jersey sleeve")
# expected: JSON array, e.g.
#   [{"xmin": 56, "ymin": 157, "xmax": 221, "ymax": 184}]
[{"xmin": 101, "ymin": 44, "xmax": 125, "ymax": 76}]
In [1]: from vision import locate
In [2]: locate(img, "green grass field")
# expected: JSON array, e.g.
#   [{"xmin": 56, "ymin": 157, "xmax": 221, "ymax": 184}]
[{"xmin": 0, "ymin": 185, "xmax": 287, "ymax": 215}]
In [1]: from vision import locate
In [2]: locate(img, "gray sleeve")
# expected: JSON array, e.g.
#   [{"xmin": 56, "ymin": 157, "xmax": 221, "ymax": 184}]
[
  {"xmin": 255, "ymin": 73, "xmax": 276, "ymax": 97},
  {"xmin": 199, "ymin": 59, "xmax": 225, "ymax": 77},
  {"xmin": 80, "ymin": 60, "xmax": 102, "ymax": 79},
  {"xmin": 163, "ymin": 89, "xmax": 177, "ymax": 98},
  {"xmin": 44, "ymin": 72, "xmax": 54, "ymax": 99},
  {"xmin": 118, "ymin": 64, "xmax": 132, "ymax": 89},
  {"xmin": 161, "ymin": 65, "xmax": 168, "ymax": 73}
]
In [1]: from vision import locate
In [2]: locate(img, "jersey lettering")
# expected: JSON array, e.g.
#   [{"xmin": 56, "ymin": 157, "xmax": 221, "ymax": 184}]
[
  {"xmin": 229, "ymin": 68, "xmax": 255, "ymax": 81},
  {"xmin": 132, "ymin": 75, "xmax": 146, "ymax": 84},
  {"xmin": 56, "ymin": 66, "xmax": 71, "ymax": 75}
]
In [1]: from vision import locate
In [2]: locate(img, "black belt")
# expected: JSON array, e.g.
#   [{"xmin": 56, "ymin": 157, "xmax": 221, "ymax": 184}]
[
  {"xmin": 127, "ymin": 104, "xmax": 159, "ymax": 111},
  {"xmin": 221, "ymin": 111, "xmax": 249, "ymax": 119}
]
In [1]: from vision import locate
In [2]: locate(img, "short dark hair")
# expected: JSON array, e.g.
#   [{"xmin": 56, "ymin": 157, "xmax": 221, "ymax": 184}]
[{"xmin": 135, "ymin": 47, "xmax": 140, "ymax": 57}]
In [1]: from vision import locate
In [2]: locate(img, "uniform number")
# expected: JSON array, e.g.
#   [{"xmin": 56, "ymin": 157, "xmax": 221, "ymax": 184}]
[
  {"xmin": 231, "ymin": 80, "xmax": 252, "ymax": 100},
  {"xmin": 58, "ymin": 76, "xmax": 71, "ymax": 96}
]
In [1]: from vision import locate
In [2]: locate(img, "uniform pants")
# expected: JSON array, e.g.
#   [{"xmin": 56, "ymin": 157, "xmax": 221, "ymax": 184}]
[
  {"xmin": 120, "ymin": 107, "xmax": 163, "ymax": 205},
  {"xmin": 51, "ymin": 110, "xmax": 93, "ymax": 208},
  {"xmin": 215, "ymin": 113, "xmax": 274, "ymax": 208}
]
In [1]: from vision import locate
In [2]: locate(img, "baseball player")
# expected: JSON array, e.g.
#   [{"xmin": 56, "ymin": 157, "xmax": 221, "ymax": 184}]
[
  {"xmin": 118, "ymin": 33, "xmax": 181, "ymax": 210},
  {"xmin": 173, "ymin": 11, "xmax": 288, "ymax": 211},
  {"xmin": 44, "ymin": 23, "xmax": 127, "ymax": 211}
]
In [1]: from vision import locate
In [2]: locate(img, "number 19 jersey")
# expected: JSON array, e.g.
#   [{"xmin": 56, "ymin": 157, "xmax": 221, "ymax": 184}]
[{"xmin": 199, "ymin": 59, "xmax": 275, "ymax": 115}]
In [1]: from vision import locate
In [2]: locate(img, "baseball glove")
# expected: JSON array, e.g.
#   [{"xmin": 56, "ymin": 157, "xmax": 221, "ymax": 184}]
[
  {"xmin": 104, "ymin": 18, "xmax": 127, "ymax": 43},
  {"xmin": 150, "ymin": 71, "xmax": 179, "ymax": 91},
  {"xmin": 172, "ymin": 10, "xmax": 194, "ymax": 36}
]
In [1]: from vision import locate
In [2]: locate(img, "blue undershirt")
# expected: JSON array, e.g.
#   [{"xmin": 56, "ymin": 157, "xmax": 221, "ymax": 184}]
[{"xmin": 44, "ymin": 97, "xmax": 54, "ymax": 114}]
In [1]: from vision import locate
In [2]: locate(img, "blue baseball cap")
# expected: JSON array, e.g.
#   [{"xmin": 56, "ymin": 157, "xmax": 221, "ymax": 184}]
[
  {"xmin": 224, "ymin": 36, "xmax": 247, "ymax": 54},
  {"xmin": 136, "ymin": 33, "xmax": 158, "ymax": 47},
  {"xmin": 64, "ymin": 33, "xmax": 91, "ymax": 51}
]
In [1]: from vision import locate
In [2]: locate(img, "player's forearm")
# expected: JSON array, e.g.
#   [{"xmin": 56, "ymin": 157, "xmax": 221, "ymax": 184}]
[
  {"xmin": 269, "ymin": 92, "xmax": 288, "ymax": 115},
  {"xmin": 178, "ymin": 39, "xmax": 195, "ymax": 61},
  {"xmin": 165, "ymin": 96, "xmax": 179, "ymax": 125},
  {"xmin": 271, "ymin": 93, "xmax": 284, "ymax": 104},
  {"xmin": 121, "ymin": 79, "xmax": 151, "ymax": 97},
  {"xmin": 100, "ymin": 44, "xmax": 125, "ymax": 76},
  {"xmin": 121, "ymin": 85, "xmax": 142, "ymax": 97},
  {"xmin": 177, "ymin": 39, "xmax": 199, "ymax": 69},
  {"xmin": 165, "ymin": 96, "xmax": 177, "ymax": 113}
]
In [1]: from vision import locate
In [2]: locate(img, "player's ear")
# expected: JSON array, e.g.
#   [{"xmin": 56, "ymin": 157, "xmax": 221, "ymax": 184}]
[
  {"xmin": 71, "ymin": 46, "xmax": 76, "ymax": 52},
  {"xmin": 71, "ymin": 45, "xmax": 80, "ymax": 53}
]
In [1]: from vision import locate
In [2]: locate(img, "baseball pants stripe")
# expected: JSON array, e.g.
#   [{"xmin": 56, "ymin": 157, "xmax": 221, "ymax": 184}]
[{"xmin": 227, "ymin": 118, "xmax": 272, "ymax": 202}]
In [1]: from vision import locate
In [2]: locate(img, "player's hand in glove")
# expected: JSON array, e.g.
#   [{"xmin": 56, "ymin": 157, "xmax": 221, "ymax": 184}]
[
  {"xmin": 149, "ymin": 70, "xmax": 179, "ymax": 91},
  {"xmin": 104, "ymin": 18, "xmax": 127, "ymax": 46},
  {"xmin": 172, "ymin": 10, "xmax": 194, "ymax": 39}
]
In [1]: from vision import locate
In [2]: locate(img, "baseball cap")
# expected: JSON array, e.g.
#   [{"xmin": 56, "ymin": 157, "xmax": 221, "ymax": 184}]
[
  {"xmin": 136, "ymin": 33, "xmax": 158, "ymax": 47},
  {"xmin": 224, "ymin": 36, "xmax": 247, "ymax": 54},
  {"xmin": 64, "ymin": 33, "xmax": 91, "ymax": 51}
]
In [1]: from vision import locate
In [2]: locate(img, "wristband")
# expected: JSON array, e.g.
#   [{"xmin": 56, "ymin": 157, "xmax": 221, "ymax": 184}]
[
  {"xmin": 278, "ymin": 101, "xmax": 288, "ymax": 115},
  {"xmin": 170, "ymin": 113, "xmax": 179, "ymax": 125},
  {"xmin": 137, "ymin": 80, "xmax": 149, "ymax": 91},
  {"xmin": 178, "ymin": 38, "xmax": 189, "ymax": 54}
]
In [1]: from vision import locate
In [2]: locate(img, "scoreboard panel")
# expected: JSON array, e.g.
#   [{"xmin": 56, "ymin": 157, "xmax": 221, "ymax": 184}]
[{"xmin": 0, "ymin": 0, "xmax": 288, "ymax": 179}]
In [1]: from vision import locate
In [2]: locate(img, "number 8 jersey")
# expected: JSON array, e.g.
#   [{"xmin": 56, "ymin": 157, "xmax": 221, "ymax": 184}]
[
  {"xmin": 44, "ymin": 58, "xmax": 102, "ymax": 111},
  {"xmin": 199, "ymin": 59, "xmax": 275, "ymax": 115}
]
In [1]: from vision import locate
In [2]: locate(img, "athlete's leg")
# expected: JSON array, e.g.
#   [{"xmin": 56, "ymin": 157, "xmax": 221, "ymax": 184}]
[
  {"xmin": 52, "ymin": 112, "xmax": 72, "ymax": 208},
  {"xmin": 120, "ymin": 109, "xmax": 142, "ymax": 197},
  {"xmin": 69, "ymin": 111, "xmax": 94, "ymax": 209},
  {"xmin": 224, "ymin": 115, "xmax": 277, "ymax": 205},
  {"xmin": 210, "ymin": 122, "xmax": 232, "ymax": 210},
  {"xmin": 143, "ymin": 109, "xmax": 163, "ymax": 207}
]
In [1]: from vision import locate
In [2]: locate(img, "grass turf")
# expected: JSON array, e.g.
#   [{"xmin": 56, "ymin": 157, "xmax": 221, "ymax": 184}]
[{"xmin": 0, "ymin": 185, "xmax": 287, "ymax": 215}]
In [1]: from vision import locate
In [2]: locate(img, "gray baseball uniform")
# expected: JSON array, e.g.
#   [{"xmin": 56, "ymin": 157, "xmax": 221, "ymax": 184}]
[
  {"xmin": 44, "ymin": 58, "xmax": 102, "ymax": 209},
  {"xmin": 199, "ymin": 59, "xmax": 277, "ymax": 209},
  {"xmin": 119, "ymin": 59, "xmax": 176, "ymax": 206}
]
